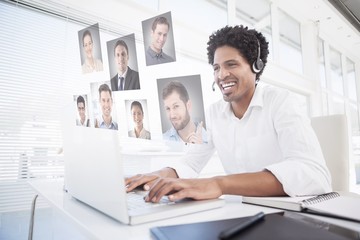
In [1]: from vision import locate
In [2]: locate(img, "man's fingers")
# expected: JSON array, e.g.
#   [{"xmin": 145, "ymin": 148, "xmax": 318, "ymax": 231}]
[
  {"xmin": 146, "ymin": 179, "xmax": 190, "ymax": 203},
  {"xmin": 185, "ymin": 121, "xmax": 203, "ymax": 144},
  {"xmin": 125, "ymin": 174, "xmax": 158, "ymax": 192},
  {"xmin": 143, "ymin": 179, "xmax": 158, "ymax": 191},
  {"xmin": 196, "ymin": 121, "xmax": 203, "ymax": 136},
  {"xmin": 168, "ymin": 189, "xmax": 192, "ymax": 201},
  {"xmin": 186, "ymin": 133, "xmax": 197, "ymax": 143}
]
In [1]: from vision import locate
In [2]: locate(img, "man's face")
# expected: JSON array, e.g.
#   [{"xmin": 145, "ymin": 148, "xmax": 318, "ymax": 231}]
[
  {"xmin": 212, "ymin": 45, "xmax": 256, "ymax": 104},
  {"xmin": 83, "ymin": 35, "xmax": 93, "ymax": 59},
  {"xmin": 99, "ymin": 91, "xmax": 113, "ymax": 118},
  {"xmin": 163, "ymin": 91, "xmax": 190, "ymax": 131},
  {"xmin": 131, "ymin": 105, "xmax": 144, "ymax": 127},
  {"xmin": 77, "ymin": 102, "xmax": 86, "ymax": 121},
  {"xmin": 150, "ymin": 23, "xmax": 169, "ymax": 53},
  {"xmin": 114, "ymin": 44, "xmax": 129, "ymax": 73}
]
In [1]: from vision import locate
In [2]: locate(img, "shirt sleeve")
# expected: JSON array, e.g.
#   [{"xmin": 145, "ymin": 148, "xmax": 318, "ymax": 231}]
[
  {"xmin": 167, "ymin": 108, "xmax": 216, "ymax": 178},
  {"xmin": 167, "ymin": 143, "xmax": 215, "ymax": 178},
  {"xmin": 265, "ymin": 91, "xmax": 332, "ymax": 196}
]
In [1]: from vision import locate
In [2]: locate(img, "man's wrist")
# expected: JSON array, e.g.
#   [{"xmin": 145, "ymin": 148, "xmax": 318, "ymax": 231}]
[
  {"xmin": 162, "ymin": 167, "xmax": 178, "ymax": 178},
  {"xmin": 213, "ymin": 176, "xmax": 226, "ymax": 195}
]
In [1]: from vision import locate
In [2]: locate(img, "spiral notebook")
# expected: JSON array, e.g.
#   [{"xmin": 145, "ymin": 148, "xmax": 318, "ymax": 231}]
[{"xmin": 242, "ymin": 192, "xmax": 360, "ymax": 222}]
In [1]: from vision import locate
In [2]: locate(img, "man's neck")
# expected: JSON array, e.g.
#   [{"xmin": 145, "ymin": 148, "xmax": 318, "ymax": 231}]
[
  {"xmin": 177, "ymin": 121, "xmax": 196, "ymax": 142},
  {"xmin": 150, "ymin": 45, "xmax": 161, "ymax": 54},
  {"xmin": 102, "ymin": 115, "xmax": 112, "ymax": 126},
  {"xmin": 231, "ymin": 86, "xmax": 256, "ymax": 119},
  {"xmin": 117, "ymin": 67, "xmax": 128, "ymax": 76}
]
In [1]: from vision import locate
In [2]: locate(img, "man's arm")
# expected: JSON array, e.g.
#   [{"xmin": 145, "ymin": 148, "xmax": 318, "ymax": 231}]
[
  {"xmin": 214, "ymin": 170, "xmax": 286, "ymax": 197},
  {"xmin": 145, "ymin": 170, "xmax": 286, "ymax": 203}
]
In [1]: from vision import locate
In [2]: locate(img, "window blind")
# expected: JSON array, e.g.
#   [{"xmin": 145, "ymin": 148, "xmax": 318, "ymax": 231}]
[
  {"xmin": 0, "ymin": 0, "xmax": 136, "ymax": 212},
  {"xmin": 0, "ymin": 1, "xmax": 72, "ymax": 212},
  {"xmin": 0, "ymin": 0, "xmax": 216, "ymax": 212}
]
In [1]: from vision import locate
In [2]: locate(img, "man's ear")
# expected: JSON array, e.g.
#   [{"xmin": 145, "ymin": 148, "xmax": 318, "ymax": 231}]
[{"xmin": 186, "ymin": 100, "xmax": 192, "ymax": 112}]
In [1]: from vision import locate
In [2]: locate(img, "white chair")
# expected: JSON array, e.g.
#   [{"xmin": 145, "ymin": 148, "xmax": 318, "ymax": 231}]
[{"xmin": 311, "ymin": 114, "xmax": 349, "ymax": 192}]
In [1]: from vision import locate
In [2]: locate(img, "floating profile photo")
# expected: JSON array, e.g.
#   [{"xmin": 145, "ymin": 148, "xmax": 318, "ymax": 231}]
[
  {"xmin": 157, "ymin": 75, "xmax": 207, "ymax": 144},
  {"xmin": 90, "ymin": 81, "xmax": 118, "ymax": 130},
  {"xmin": 78, "ymin": 23, "xmax": 104, "ymax": 74},
  {"xmin": 142, "ymin": 11, "xmax": 176, "ymax": 66},
  {"xmin": 107, "ymin": 34, "xmax": 141, "ymax": 91},
  {"xmin": 125, "ymin": 99, "xmax": 151, "ymax": 140},
  {"xmin": 73, "ymin": 94, "xmax": 91, "ymax": 127}
]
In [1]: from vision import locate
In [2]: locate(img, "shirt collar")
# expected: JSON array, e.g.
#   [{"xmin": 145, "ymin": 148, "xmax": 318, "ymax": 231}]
[
  {"xmin": 99, "ymin": 117, "xmax": 116, "ymax": 129},
  {"xmin": 117, "ymin": 67, "xmax": 128, "ymax": 79},
  {"xmin": 168, "ymin": 126, "xmax": 179, "ymax": 136},
  {"xmin": 147, "ymin": 47, "xmax": 164, "ymax": 59},
  {"xmin": 250, "ymin": 82, "xmax": 264, "ymax": 108}
]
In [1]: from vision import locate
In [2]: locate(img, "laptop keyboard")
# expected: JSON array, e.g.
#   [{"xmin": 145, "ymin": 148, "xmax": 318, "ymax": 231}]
[{"xmin": 127, "ymin": 192, "xmax": 175, "ymax": 210}]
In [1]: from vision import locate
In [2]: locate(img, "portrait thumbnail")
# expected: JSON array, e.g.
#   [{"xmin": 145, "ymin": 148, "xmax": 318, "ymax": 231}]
[
  {"xmin": 78, "ymin": 23, "xmax": 104, "ymax": 74},
  {"xmin": 142, "ymin": 12, "xmax": 176, "ymax": 66},
  {"xmin": 157, "ymin": 75, "xmax": 207, "ymax": 144}
]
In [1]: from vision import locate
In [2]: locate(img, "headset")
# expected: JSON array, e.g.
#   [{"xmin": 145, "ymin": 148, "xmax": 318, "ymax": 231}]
[{"xmin": 252, "ymin": 39, "xmax": 264, "ymax": 73}]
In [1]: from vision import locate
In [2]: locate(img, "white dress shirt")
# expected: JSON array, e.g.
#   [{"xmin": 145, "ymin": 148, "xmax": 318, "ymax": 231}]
[{"xmin": 170, "ymin": 83, "xmax": 332, "ymax": 197}]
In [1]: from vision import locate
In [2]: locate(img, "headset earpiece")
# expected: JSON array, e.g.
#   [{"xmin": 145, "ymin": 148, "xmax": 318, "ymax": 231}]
[{"xmin": 252, "ymin": 39, "xmax": 264, "ymax": 73}]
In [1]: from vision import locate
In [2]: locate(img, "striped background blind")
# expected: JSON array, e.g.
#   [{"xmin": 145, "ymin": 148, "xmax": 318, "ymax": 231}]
[{"xmin": 0, "ymin": 1, "xmax": 119, "ymax": 212}]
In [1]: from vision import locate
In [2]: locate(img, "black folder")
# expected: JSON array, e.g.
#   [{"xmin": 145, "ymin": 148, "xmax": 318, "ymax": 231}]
[{"xmin": 150, "ymin": 211, "xmax": 360, "ymax": 240}]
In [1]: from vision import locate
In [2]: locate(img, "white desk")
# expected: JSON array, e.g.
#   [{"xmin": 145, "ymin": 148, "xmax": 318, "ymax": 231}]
[{"xmin": 28, "ymin": 179, "xmax": 360, "ymax": 240}]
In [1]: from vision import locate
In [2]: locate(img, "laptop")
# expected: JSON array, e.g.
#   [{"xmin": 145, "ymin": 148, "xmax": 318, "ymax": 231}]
[{"xmin": 62, "ymin": 108, "xmax": 224, "ymax": 225}]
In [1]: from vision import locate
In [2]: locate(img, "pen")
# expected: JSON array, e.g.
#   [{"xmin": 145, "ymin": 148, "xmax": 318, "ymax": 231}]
[{"xmin": 218, "ymin": 211, "xmax": 265, "ymax": 239}]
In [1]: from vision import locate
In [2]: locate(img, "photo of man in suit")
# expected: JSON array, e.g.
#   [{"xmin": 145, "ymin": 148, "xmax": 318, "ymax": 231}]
[{"xmin": 109, "ymin": 37, "xmax": 140, "ymax": 91}]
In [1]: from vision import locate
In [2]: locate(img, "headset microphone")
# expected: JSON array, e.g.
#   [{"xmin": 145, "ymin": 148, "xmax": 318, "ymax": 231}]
[
  {"xmin": 252, "ymin": 39, "xmax": 264, "ymax": 74},
  {"xmin": 212, "ymin": 81, "xmax": 216, "ymax": 91}
]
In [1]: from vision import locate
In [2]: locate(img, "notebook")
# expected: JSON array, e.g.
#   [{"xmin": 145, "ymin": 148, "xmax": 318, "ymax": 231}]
[
  {"xmin": 62, "ymin": 109, "xmax": 224, "ymax": 225},
  {"xmin": 242, "ymin": 192, "xmax": 360, "ymax": 222},
  {"xmin": 150, "ymin": 211, "xmax": 359, "ymax": 240}
]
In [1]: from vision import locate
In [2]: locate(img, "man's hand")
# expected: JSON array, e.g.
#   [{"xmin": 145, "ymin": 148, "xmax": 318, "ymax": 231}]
[
  {"xmin": 125, "ymin": 167, "xmax": 178, "ymax": 192},
  {"xmin": 186, "ymin": 121, "xmax": 203, "ymax": 144},
  {"xmin": 145, "ymin": 177, "xmax": 223, "ymax": 203}
]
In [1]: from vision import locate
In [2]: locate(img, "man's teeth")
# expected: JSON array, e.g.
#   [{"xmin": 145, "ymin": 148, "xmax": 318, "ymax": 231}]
[{"xmin": 222, "ymin": 82, "xmax": 235, "ymax": 89}]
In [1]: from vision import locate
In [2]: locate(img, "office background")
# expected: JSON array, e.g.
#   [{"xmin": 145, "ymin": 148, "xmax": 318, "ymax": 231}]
[{"xmin": 0, "ymin": 0, "xmax": 360, "ymax": 238}]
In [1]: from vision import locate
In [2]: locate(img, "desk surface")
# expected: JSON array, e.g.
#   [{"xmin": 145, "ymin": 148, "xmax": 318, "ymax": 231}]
[{"xmin": 28, "ymin": 179, "xmax": 360, "ymax": 240}]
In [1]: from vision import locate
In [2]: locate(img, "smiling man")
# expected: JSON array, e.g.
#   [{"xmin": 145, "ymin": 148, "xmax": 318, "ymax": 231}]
[
  {"xmin": 95, "ymin": 83, "xmax": 118, "ymax": 130},
  {"xmin": 145, "ymin": 16, "xmax": 175, "ymax": 66},
  {"xmin": 162, "ymin": 81, "xmax": 207, "ymax": 144},
  {"xmin": 126, "ymin": 25, "xmax": 331, "ymax": 202},
  {"xmin": 76, "ymin": 95, "xmax": 90, "ymax": 127},
  {"xmin": 110, "ymin": 39, "xmax": 140, "ymax": 91}
]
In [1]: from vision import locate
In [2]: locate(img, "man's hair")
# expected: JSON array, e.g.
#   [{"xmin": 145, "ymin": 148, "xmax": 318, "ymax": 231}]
[
  {"xmin": 162, "ymin": 81, "xmax": 189, "ymax": 104},
  {"xmin": 77, "ymin": 95, "xmax": 85, "ymax": 105},
  {"xmin": 82, "ymin": 30, "xmax": 93, "ymax": 46},
  {"xmin": 98, "ymin": 84, "xmax": 112, "ymax": 98},
  {"xmin": 207, "ymin": 25, "xmax": 269, "ymax": 79},
  {"xmin": 151, "ymin": 16, "xmax": 170, "ymax": 31},
  {"xmin": 130, "ymin": 101, "xmax": 144, "ymax": 114},
  {"xmin": 113, "ymin": 39, "xmax": 129, "ymax": 56}
]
